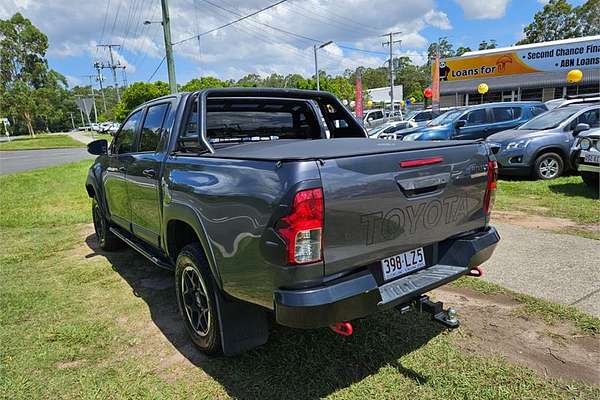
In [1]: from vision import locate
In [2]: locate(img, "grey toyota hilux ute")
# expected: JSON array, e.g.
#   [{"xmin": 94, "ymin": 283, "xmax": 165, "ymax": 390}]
[{"xmin": 85, "ymin": 88, "xmax": 500, "ymax": 355}]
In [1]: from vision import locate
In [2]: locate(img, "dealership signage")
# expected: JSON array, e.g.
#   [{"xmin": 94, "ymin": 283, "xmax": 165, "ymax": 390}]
[{"xmin": 439, "ymin": 37, "xmax": 600, "ymax": 82}]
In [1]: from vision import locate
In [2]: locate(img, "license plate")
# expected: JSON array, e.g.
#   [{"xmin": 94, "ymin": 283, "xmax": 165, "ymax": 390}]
[
  {"xmin": 584, "ymin": 153, "xmax": 600, "ymax": 164},
  {"xmin": 381, "ymin": 247, "xmax": 426, "ymax": 281}
]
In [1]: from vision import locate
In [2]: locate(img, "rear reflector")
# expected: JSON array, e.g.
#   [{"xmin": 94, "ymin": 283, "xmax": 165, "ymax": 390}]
[
  {"xmin": 277, "ymin": 188, "xmax": 324, "ymax": 264},
  {"xmin": 399, "ymin": 156, "xmax": 444, "ymax": 168},
  {"xmin": 483, "ymin": 160, "xmax": 498, "ymax": 215}
]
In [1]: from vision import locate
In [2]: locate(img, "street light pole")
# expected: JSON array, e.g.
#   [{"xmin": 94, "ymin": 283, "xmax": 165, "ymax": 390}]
[
  {"xmin": 382, "ymin": 32, "xmax": 402, "ymax": 115},
  {"xmin": 313, "ymin": 40, "xmax": 333, "ymax": 91}
]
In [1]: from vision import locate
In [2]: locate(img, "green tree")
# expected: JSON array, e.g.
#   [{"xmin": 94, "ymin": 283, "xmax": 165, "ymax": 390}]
[
  {"xmin": 455, "ymin": 46, "xmax": 472, "ymax": 56},
  {"xmin": 516, "ymin": 0, "xmax": 579, "ymax": 45},
  {"xmin": 427, "ymin": 37, "xmax": 454, "ymax": 65},
  {"xmin": 575, "ymin": 0, "xmax": 600, "ymax": 37},
  {"xmin": 114, "ymin": 81, "xmax": 169, "ymax": 121},
  {"xmin": 181, "ymin": 76, "xmax": 229, "ymax": 91},
  {"xmin": 0, "ymin": 13, "xmax": 58, "ymax": 136},
  {"xmin": 478, "ymin": 40, "xmax": 497, "ymax": 50}
]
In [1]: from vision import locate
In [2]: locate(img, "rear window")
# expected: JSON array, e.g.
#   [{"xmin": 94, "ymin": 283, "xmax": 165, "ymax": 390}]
[
  {"xmin": 413, "ymin": 111, "xmax": 432, "ymax": 122},
  {"xmin": 182, "ymin": 98, "xmax": 323, "ymax": 146},
  {"xmin": 491, "ymin": 107, "xmax": 522, "ymax": 122}
]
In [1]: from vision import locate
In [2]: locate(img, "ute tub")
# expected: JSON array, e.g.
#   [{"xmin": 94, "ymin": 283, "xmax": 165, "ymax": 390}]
[{"xmin": 274, "ymin": 226, "xmax": 500, "ymax": 329}]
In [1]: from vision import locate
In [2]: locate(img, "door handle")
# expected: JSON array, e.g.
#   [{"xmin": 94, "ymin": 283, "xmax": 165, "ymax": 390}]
[{"xmin": 142, "ymin": 168, "xmax": 156, "ymax": 178}]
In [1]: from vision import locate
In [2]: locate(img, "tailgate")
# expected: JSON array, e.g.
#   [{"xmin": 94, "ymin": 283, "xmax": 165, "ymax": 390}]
[{"xmin": 319, "ymin": 142, "xmax": 490, "ymax": 276}]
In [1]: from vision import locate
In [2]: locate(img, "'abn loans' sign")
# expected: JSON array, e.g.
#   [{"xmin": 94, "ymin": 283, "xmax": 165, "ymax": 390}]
[{"xmin": 439, "ymin": 37, "xmax": 600, "ymax": 82}]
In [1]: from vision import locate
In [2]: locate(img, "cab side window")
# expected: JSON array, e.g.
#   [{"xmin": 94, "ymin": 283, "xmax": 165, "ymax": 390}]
[
  {"xmin": 569, "ymin": 109, "xmax": 600, "ymax": 130},
  {"xmin": 113, "ymin": 110, "xmax": 142, "ymax": 154},
  {"xmin": 139, "ymin": 103, "xmax": 170, "ymax": 152},
  {"xmin": 463, "ymin": 109, "xmax": 487, "ymax": 126}
]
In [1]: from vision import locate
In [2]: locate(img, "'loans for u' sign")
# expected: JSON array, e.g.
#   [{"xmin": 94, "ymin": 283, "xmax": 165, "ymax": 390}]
[{"xmin": 438, "ymin": 36, "xmax": 600, "ymax": 82}]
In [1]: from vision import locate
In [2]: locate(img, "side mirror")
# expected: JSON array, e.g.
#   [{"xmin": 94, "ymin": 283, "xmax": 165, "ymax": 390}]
[
  {"xmin": 573, "ymin": 123, "xmax": 590, "ymax": 135},
  {"xmin": 367, "ymin": 117, "xmax": 374, "ymax": 123},
  {"xmin": 87, "ymin": 139, "xmax": 108, "ymax": 155},
  {"xmin": 455, "ymin": 120, "xmax": 466, "ymax": 129}
]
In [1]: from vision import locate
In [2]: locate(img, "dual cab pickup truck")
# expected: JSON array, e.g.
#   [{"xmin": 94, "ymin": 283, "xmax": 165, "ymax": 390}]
[{"xmin": 86, "ymin": 88, "xmax": 500, "ymax": 355}]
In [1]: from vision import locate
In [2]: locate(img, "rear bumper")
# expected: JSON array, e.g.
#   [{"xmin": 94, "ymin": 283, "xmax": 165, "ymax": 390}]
[{"xmin": 275, "ymin": 226, "xmax": 500, "ymax": 328}]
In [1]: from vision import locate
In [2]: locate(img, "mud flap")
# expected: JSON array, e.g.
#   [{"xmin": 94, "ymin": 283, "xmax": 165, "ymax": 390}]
[{"xmin": 213, "ymin": 290, "xmax": 269, "ymax": 356}]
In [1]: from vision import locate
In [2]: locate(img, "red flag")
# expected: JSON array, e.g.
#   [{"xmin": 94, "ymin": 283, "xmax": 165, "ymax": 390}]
[
  {"xmin": 432, "ymin": 56, "xmax": 440, "ymax": 112},
  {"xmin": 355, "ymin": 73, "xmax": 363, "ymax": 119}
]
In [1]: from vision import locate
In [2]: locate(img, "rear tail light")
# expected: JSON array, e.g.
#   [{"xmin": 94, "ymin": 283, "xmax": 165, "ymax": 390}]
[
  {"xmin": 483, "ymin": 160, "xmax": 498, "ymax": 215},
  {"xmin": 276, "ymin": 188, "xmax": 323, "ymax": 264}
]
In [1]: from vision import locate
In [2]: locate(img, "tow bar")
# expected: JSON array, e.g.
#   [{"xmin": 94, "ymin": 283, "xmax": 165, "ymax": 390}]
[
  {"xmin": 413, "ymin": 295, "xmax": 460, "ymax": 329},
  {"xmin": 329, "ymin": 321, "xmax": 353, "ymax": 336}
]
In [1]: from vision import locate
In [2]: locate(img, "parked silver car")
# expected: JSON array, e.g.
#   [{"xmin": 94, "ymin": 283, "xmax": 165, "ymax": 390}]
[
  {"xmin": 487, "ymin": 103, "xmax": 599, "ymax": 179},
  {"xmin": 367, "ymin": 120, "xmax": 414, "ymax": 139},
  {"xmin": 571, "ymin": 127, "xmax": 600, "ymax": 189}
]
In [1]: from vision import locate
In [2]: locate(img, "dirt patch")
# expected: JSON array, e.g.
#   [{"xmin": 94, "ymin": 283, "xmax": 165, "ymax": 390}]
[
  {"xmin": 492, "ymin": 211, "xmax": 578, "ymax": 231},
  {"xmin": 434, "ymin": 286, "xmax": 600, "ymax": 385},
  {"xmin": 55, "ymin": 360, "xmax": 85, "ymax": 369}
]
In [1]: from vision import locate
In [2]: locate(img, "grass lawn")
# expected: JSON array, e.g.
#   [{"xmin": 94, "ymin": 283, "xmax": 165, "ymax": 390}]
[
  {"xmin": 0, "ymin": 134, "xmax": 84, "ymax": 151},
  {"xmin": 1, "ymin": 161, "xmax": 598, "ymax": 399},
  {"xmin": 495, "ymin": 175, "xmax": 599, "ymax": 238},
  {"xmin": 79, "ymin": 131, "xmax": 113, "ymax": 143}
]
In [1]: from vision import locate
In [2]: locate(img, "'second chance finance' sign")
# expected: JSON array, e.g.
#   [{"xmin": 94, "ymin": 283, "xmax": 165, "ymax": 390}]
[{"xmin": 439, "ymin": 37, "xmax": 600, "ymax": 82}]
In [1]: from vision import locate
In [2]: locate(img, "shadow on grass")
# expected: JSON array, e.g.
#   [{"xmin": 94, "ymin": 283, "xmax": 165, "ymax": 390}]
[
  {"xmin": 85, "ymin": 234, "xmax": 445, "ymax": 399},
  {"xmin": 548, "ymin": 180, "xmax": 598, "ymax": 199}
]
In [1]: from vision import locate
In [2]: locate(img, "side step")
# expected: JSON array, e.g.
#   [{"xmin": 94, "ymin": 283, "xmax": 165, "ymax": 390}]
[{"xmin": 109, "ymin": 227, "xmax": 173, "ymax": 271}]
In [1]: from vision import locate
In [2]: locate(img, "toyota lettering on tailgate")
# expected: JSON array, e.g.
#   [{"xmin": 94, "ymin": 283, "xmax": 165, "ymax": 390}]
[{"xmin": 360, "ymin": 195, "xmax": 477, "ymax": 245}]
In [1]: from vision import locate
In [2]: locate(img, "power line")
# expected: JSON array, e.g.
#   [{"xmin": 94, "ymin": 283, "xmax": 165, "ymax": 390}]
[
  {"xmin": 98, "ymin": 0, "xmax": 112, "ymax": 53},
  {"xmin": 172, "ymin": 0, "xmax": 289, "ymax": 46},
  {"xmin": 147, "ymin": 56, "xmax": 166, "ymax": 81},
  {"xmin": 189, "ymin": 0, "xmax": 388, "ymax": 57}
]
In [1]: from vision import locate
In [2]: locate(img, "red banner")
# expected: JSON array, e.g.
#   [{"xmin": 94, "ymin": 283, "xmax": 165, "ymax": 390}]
[
  {"xmin": 432, "ymin": 56, "xmax": 440, "ymax": 112},
  {"xmin": 355, "ymin": 73, "xmax": 363, "ymax": 119}
]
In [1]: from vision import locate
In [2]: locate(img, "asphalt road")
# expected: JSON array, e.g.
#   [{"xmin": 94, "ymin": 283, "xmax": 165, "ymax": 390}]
[
  {"xmin": 484, "ymin": 222, "xmax": 600, "ymax": 317},
  {"xmin": 0, "ymin": 148, "xmax": 93, "ymax": 175}
]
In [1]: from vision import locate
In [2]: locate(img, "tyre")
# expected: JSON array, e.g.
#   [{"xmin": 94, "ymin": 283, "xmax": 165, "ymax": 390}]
[
  {"xmin": 175, "ymin": 243, "xmax": 222, "ymax": 355},
  {"xmin": 92, "ymin": 197, "xmax": 124, "ymax": 251},
  {"xmin": 533, "ymin": 152, "xmax": 564, "ymax": 180},
  {"xmin": 581, "ymin": 172, "xmax": 599, "ymax": 191}
]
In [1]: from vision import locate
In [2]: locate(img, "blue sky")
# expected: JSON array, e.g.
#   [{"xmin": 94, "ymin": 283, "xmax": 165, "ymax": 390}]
[{"xmin": 0, "ymin": 0, "xmax": 587, "ymax": 87}]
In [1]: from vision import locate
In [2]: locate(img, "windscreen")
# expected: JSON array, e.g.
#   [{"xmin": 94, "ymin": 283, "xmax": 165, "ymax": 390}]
[{"xmin": 518, "ymin": 107, "xmax": 579, "ymax": 130}]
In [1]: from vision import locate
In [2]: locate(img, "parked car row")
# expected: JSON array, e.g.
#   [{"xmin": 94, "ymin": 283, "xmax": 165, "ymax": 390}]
[
  {"xmin": 366, "ymin": 96, "xmax": 599, "ymax": 183},
  {"xmin": 488, "ymin": 102, "xmax": 599, "ymax": 180}
]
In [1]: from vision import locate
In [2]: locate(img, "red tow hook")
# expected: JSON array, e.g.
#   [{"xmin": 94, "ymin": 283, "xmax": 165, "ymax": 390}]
[
  {"xmin": 468, "ymin": 265, "xmax": 485, "ymax": 277},
  {"xmin": 329, "ymin": 321, "xmax": 353, "ymax": 336}
]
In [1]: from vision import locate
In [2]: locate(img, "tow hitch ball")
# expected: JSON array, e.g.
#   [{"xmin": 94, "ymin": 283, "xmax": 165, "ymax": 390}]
[{"xmin": 413, "ymin": 295, "xmax": 460, "ymax": 329}]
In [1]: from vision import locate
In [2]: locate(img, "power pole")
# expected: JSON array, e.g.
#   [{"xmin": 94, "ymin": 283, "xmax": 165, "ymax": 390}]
[
  {"xmin": 382, "ymin": 31, "xmax": 402, "ymax": 115},
  {"xmin": 96, "ymin": 44, "xmax": 126, "ymax": 101},
  {"xmin": 93, "ymin": 62, "xmax": 108, "ymax": 112},
  {"xmin": 82, "ymin": 75, "xmax": 98, "ymax": 123},
  {"xmin": 160, "ymin": 0, "xmax": 177, "ymax": 93},
  {"xmin": 67, "ymin": 112, "xmax": 75, "ymax": 130}
]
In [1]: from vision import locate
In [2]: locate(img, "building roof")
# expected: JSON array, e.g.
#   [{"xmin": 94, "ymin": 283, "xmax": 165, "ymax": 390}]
[{"xmin": 459, "ymin": 35, "xmax": 600, "ymax": 59}]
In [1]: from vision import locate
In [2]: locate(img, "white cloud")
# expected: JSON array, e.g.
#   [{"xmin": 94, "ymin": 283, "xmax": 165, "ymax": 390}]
[
  {"xmin": 454, "ymin": 0, "xmax": 511, "ymax": 20},
  {"xmin": 424, "ymin": 10, "xmax": 452, "ymax": 30},
  {"xmin": 2, "ymin": 0, "xmax": 444, "ymax": 80}
]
